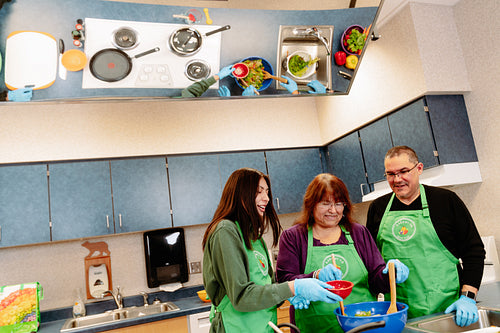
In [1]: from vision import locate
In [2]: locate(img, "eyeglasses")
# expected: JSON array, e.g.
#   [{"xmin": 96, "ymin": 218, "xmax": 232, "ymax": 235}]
[
  {"xmin": 318, "ymin": 201, "xmax": 345, "ymax": 210},
  {"xmin": 384, "ymin": 163, "xmax": 419, "ymax": 180}
]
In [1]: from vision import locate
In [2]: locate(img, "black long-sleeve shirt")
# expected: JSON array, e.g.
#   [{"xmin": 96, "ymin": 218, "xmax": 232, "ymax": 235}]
[{"xmin": 366, "ymin": 185, "xmax": 485, "ymax": 289}]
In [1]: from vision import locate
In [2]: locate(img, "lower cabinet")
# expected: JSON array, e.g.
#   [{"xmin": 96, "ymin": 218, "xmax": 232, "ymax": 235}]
[
  {"xmin": 104, "ymin": 316, "xmax": 188, "ymax": 333},
  {"xmin": 277, "ymin": 300, "xmax": 292, "ymax": 333}
]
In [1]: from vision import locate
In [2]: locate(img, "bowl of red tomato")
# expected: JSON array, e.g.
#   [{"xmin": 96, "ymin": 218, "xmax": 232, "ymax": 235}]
[
  {"xmin": 341, "ymin": 25, "xmax": 366, "ymax": 55},
  {"xmin": 235, "ymin": 57, "xmax": 274, "ymax": 92}
]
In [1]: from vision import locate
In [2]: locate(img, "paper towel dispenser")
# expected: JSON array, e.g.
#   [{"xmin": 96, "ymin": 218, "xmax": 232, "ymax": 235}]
[{"xmin": 144, "ymin": 228, "xmax": 189, "ymax": 288}]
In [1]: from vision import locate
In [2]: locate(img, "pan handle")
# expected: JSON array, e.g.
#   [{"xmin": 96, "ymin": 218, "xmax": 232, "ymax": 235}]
[
  {"xmin": 133, "ymin": 47, "xmax": 160, "ymax": 59},
  {"xmin": 345, "ymin": 320, "xmax": 386, "ymax": 333},
  {"xmin": 205, "ymin": 25, "xmax": 231, "ymax": 37}
]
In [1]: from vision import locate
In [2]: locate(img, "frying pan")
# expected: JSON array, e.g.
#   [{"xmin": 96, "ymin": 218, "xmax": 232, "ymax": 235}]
[
  {"xmin": 169, "ymin": 25, "xmax": 230, "ymax": 56},
  {"xmin": 89, "ymin": 47, "xmax": 159, "ymax": 82}
]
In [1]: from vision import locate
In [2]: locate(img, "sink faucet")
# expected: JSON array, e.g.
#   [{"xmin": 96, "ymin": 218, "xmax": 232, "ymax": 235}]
[
  {"xmin": 101, "ymin": 287, "xmax": 123, "ymax": 309},
  {"xmin": 306, "ymin": 27, "xmax": 330, "ymax": 55},
  {"xmin": 139, "ymin": 291, "xmax": 149, "ymax": 306}
]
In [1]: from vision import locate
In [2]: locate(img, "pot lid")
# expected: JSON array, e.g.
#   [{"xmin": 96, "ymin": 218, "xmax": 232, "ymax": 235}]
[
  {"xmin": 112, "ymin": 27, "xmax": 139, "ymax": 49},
  {"xmin": 185, "ymin": 59, "xmax": 211, "ymax": 81}
]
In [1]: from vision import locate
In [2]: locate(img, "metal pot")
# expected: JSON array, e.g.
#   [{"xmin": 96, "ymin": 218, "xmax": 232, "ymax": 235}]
[
  {"xmin": 169, "ymin": 25, "xmax": 230, "ymax": 56},
  {"xmin": 274, "ymin": 321, "xmax": 386, "ymax": 333},
  {"xmin": 89, "ymin": 47, "xmax": 159, "ymax": 82}
]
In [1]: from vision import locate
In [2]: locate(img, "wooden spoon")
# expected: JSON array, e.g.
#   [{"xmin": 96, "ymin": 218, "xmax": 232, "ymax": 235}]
[
  {"xmin": 331, "ymin": 254, "xmax": 345, "ymax": 316},
  {"xmin": 263, "ymin": 70, "xmax": 288, "ymax": 83},
  {"xmin": 238, "ymin": 78, "xmax": 260, "ymax": 95},
  {"xmin": 386, "ymin": 261, "xmax": 397, "ymax": 314}
]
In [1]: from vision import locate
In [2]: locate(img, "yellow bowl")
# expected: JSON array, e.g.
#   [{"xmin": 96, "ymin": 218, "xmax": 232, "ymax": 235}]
[
  {"xmin": 61, "ymin": 49, "xmax": 87, "ymax": 71},
  {"xmin": 197, "ymin": 290, "xmax": 210, "ymax": 303}
]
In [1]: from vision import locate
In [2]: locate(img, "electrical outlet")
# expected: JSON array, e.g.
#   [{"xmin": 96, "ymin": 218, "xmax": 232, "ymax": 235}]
[{"xmin": 189, "ymin": 261, "xmax": 202, "ymax": 274}]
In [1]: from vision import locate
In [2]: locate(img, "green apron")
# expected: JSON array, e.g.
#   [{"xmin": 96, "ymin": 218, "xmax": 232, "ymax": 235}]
[
  {"xmin": 210, "ymin": 221, "xmax": 277, "ymax": 332},
  {"xmin": 377, "ymin": 184, "xmax": 460, "ymax": 318},
  {"xmin": 295, "ymin": 226, "xmax": 375, "ymax": 333}
]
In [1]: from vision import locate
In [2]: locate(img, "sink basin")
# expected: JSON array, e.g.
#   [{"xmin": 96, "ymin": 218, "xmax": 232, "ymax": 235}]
[
  {"xmin": 406, "ymin": 306, "xmax": 500, "ymax": 332},
  {"xmin": 60, "ymin": 302, "xmax": 179, "ymax": 332},
  {"xmin": 122, "ymin": 302, "xmax": 180, "ymax": 318},
  {"xmin": 276, "ymin": 25, "xmax": 333, "ymax": 91}
]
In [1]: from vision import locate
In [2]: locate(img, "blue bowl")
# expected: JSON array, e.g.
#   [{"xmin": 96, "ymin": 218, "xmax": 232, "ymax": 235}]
[
  {"xmin": 335, "ymin": 301, "xmax": 408, "ymax": 333},
  {"xmin": 235, "ymin": 56, "xmax": 274, "ymax": 92}
]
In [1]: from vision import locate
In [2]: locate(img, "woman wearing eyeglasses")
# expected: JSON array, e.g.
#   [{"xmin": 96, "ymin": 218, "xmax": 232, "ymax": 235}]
[{"xmin": 276, "ymin": 173, "xmax": 409, "ymax": 333}]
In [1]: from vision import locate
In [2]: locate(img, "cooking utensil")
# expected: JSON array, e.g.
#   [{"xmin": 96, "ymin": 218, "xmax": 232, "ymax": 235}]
[
  {"xmin": 331, "ymin": 254, "xmax": 346, "ymax": 315},
  {"xmin": 172, "ymin": 14, "xmax": 196, "ymax": 23},
  {"xmin": 238, "ymin": 77, "xmax": 260, "ymax": 96},
  {"xmin": 235, "ymin": 57, "xmax": 274, "ymax": 92},
  {"xmin": 326, "ymin": 280, "xmax": 353, "ymax": 299},
  {"xmin": 58, "ymin": 39, "xmax": 67, "ymax": 80},
  {"xmin": 5, "ymin": 31, "xmax": 57, "ymax": 90},
  {"xmin": 203, "ymin": 8, "xmax": 213, "ymax": 25},
  {"xmin": 61, "ymin": 49, "xmax": 87, "ymax": 72},
  {"xmin": 268, "ymin": 321, "xmax": 284, "ymax": 333},
  {"xmin": 336, "ymin": 301, "xmax": 408, "ymax": 333},
  {"xmin": 89, "ymin": 47, "xmax": 159, "ymax": 82},
  {"xmin": 386, "ymin": 261, "xmax": 397, "ymax": 314},
  {"xmin": 232, "ymin": 63, "xmax": 249, "ymax": 79},
  {"xmin": 263, "ymin": 70, "xmax": 287, "ymax": 83},
  {"xmin": 169, "ymin": 25, "xmax": 230, "ymax": 56},
  {"xmin": 287, "ymin": 51, "xmax": 318, "ymax": 79}
]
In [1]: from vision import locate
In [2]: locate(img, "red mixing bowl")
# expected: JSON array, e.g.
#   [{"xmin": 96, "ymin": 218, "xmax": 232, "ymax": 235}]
[{"xmin": 327, "ymin": 280, "xmax": 353, "ymax": 299}]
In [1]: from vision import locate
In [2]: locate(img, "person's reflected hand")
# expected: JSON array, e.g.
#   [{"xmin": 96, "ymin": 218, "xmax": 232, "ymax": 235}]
[
  {"xmin": 307, "ymin": 80, "xmax": 326, "ymax": 94},
  {"xmin": 383, "ymin": 259, "xmax": 409, "ymax": 283},
  {"xmin": 279, "ymin": 76, "xmax": 298, "ymax": 94},
  {"xmin": 294, "ymin": 278, "xmax": 342, "ymax": 303},
  {"xmin": 217, "ymin": 65, "xmax": 235, "ymax": 80},
  {"xmin": 218, "ymin": 86, "xmax": 231, "ymax": 97},
  {"xmin": 288, "ymin": 295, "xmax": 310, "ymax": 310},
  {"xmin": 444, "ymin": 295, "xmax": 479, "ymax": 327},
  {"xmin": 242, "ymin": 85, "xmax": 257, "ymax": 96},
  {"xmin": 318, "ymin": 264, "xmax": 342, "ymax": 282}
]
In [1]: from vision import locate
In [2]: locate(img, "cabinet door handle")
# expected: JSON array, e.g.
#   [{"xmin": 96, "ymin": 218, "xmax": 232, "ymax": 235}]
[
  {"xmin": 119, "ymin": 214, "xmax": 122, "ymax": 228},
  {"xmin": 0, "ymin": 225, "xmax": 2, "ymax": 242},
  {"xmin": 106, "ymin": 215, "xmax": 110, "ymax": 229},
  {"xmin": 276, "ymin": 197, "xmax": 280, "ymax": 211},
  {"xmin": 360, "ymin": 183, "xmax": 368, "ymax": 197}
]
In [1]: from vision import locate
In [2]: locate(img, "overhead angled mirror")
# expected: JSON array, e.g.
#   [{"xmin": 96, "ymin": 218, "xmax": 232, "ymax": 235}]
[{"xmin": 0, "ymin": 0, "xmax": 383, "ymax": 102}]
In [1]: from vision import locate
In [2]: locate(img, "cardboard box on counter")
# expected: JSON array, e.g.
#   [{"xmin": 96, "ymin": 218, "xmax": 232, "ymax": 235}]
[{"xmin": 0, "ymin": 282, "xmax": 43, "ymax": 333}]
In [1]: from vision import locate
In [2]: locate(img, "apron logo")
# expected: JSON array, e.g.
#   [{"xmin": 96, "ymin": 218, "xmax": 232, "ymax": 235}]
[
  {"xmin": 392, "ymin": 217, "xmax": 417, "ymax": 241},
  {"xmin": 322, "ymin": 254, "xmax": 348, "ymax": 279},
  {"xmin": 253, "ymin": 250, "xmax": 268, "ymax": 276}
]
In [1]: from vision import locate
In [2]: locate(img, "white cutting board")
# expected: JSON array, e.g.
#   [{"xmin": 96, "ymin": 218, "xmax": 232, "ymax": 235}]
[{"xmin": 4, "ymin": 31, "xmax": 57, "ymax": 90}]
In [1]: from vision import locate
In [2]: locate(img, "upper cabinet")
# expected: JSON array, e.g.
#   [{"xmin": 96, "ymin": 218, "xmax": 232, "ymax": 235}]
[
  {"xmin": 218, "ymin": 151, "xmax": 267, "ymax": 187},
  {"xmin": 0, "ymin": 164, "xmax": 50, "ymax": 247},
  {"xmin": 359, "ymin": 117, "xmax": 393, "ymax": 184},
  {"xmin": 266, "ymin": 148, "xmax": 323, "ymax": 214},
  {"xmin": 49, "ymin": 161, "xmax": 114, "ymax": 240},
  {"xmin": 168, "ymin": 154, "xmax": 222, "ymax": 227},
  {"xmin": 110, "ymin": 157, "xmax": 172, "ymax": 233}
]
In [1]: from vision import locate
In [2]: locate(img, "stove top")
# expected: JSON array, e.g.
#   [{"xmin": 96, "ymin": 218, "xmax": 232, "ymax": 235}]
[{"xmin": 82, "ymin": 18, "xmax": 222, "ymax": 89}]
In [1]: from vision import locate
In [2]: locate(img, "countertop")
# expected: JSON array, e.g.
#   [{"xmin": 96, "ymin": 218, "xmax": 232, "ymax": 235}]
[
  {"xmin": 0, "ymin": 0, "xmax": 377, "ymax": 100},
  {"xmin": 36, "ymin": 282, "xmax": 499, "ymax": 333}
]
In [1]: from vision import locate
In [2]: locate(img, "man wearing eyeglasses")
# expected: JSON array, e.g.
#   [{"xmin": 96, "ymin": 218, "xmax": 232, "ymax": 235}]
[{"xmin": 366, "ymin": 146, "xmax": 485, "ymax": 328}]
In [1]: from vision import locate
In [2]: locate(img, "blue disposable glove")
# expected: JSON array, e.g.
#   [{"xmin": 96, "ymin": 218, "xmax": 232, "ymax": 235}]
[
  {"xmin": 217, "ymin": 65, "xmax": 235, "ymax": 80},
  {"xmin": 383, "ymin": 259, "xmax": 409, "ymax": 283},
  {"xmin": 444, "ymin": 295, "xmax": 479, "ymax": 327},
  {"xmin": 288, "ymin": 295, "xmax": 310, "ymax": 310},
  {"xmin": 8, "ymin": 88, "xmax": 33, "ymax": 102},
  {"xmin": 242, "ymin": 85, "xmax": 257, "ymax": 96},
  {"xmin": 294, "ymin": 278, "xmax": 343, "ymax": 303},
  {"xmin": 318, "ymin": 264, "xmax": 343, "ymax": 282},
  {"xmin": 218, "ymin": 86, "xmax": 231, "ymax": 97},
  {"xmin": 307, "ymin": 80, "xmax": 326, "ymax": 94},
  {"xmin": 279, "ymin": 76, "xmax": 298, "ymax": 94}
]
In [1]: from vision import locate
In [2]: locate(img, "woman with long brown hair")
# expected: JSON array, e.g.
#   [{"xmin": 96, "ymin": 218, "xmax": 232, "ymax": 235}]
[
  {"xmin": 277, "ymin": 173, "xmax": 409, "ymax": 333},
  {"xmin": 202, "ymin": 168, "xmax": 341, "ymax": 333}
]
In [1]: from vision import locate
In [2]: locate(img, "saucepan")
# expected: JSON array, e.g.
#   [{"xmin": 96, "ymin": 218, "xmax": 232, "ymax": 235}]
[
  {"xmin": 89, "ymin": 47, "xmax": 159, "ymax": 82},
  {"xmin": 169, "ymin": 25, "xmax": 230, "ymax": 56},
  {"xmin": 269, "ymin": 321, "xmax": 386, "ymax": 333}
]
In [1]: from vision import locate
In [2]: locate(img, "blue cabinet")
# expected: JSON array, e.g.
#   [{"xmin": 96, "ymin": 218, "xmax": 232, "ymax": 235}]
[
  {"xmin": 326, "ymin": 132, "xmax": 368, "ymax": 204},
  {"xmin": 388, "ymin": 98, "xmax": 439, "ymax": 168},
  {"xmin": 266, "ymin": 148, "xmax": 323, "ymax": 214},
  {"xmin": 168, "ymin": 154, "xmax": 221, "ymax": 227},
  {"xmin": 0, "ymin": 164, "xmax": 50, "ymax": 247},
  {"xmin": 49, "ymin": 161, "xmax": 114, "ymax": 240},
  {"xmin": 359, "ymin": 117, "xmax": 393, "ymax": 184},
  {"xmin": 218, "ymin": 151, "xmax": 267, "ymax": 186},
  {"xmin": 110, "ymin": 157, "xmax": 171, "ymax": 232}
]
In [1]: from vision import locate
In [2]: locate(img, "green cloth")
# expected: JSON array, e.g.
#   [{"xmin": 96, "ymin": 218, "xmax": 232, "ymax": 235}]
[
  {"xmin": 181, "ymin": 76, "xmax": 217, "ymax": 98},
  {"xmin": 203, "ymin": 220, "xmax": 294, "ymax": 332}
]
